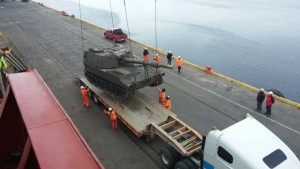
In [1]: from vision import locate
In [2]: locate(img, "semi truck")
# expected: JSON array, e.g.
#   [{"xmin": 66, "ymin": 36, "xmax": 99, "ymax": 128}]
[{"xmin": 79, "ymin": 76, "xmax": 300, "ymax": 169}]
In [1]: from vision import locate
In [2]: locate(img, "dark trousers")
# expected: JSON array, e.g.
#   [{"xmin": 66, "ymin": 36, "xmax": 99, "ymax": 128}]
[
  {"xmin": 266, "ymin": 106, "xmax": 272, "ymax": 115},
  {"xmin": 178, "ymin": 66, "xmax": 182, "ymax": 73},
  {"xmin": 167, "ymin": 59, "xmax": 172, "ymax": 65},
  {"xmin": 257, "ymin": 101, "xmax": 263, "ymax": 110}
]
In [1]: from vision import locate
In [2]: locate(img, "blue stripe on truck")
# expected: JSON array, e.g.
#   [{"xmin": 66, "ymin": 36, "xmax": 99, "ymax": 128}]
[{"xmin": 203, "ymin": 160, "xmax": 214, "ymax": 169}]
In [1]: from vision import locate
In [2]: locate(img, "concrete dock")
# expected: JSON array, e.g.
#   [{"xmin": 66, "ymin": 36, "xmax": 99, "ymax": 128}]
[{"xmin": 0, "ymin": 1, "xmax": 299, "ymax": 168}]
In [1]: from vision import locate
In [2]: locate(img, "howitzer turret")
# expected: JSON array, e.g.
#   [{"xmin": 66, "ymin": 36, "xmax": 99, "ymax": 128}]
[{"xmin": 83, "ymin": 46, "xmax": 172, "ymax": 97}]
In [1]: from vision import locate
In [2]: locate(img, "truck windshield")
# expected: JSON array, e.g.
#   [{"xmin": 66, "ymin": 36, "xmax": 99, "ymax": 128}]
[{"xmin": 263, "ymin": 149, "xmax": 287, "ymax": 168}]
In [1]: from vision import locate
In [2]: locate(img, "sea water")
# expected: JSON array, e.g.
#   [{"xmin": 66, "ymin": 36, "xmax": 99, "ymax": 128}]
[{"xmin": 33, "ymin": 0, "xmax": 300, "ymax": 103}]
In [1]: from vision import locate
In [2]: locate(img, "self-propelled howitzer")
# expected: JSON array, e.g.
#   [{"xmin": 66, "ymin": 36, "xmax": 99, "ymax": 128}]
[{"xmin": 83, "ymin": 46, "xmax": 172, "ymax": 97}]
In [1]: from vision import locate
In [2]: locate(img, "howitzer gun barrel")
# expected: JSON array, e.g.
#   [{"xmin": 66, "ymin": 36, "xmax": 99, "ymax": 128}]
[{"xmin": 123, "ymin": 58, "xmax": 173, "ymax": 69}]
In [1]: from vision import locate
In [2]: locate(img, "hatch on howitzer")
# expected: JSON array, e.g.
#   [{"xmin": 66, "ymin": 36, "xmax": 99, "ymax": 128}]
[{"xmin": 83, "ymin": 46, "xmax": 172, "ymax": 97}]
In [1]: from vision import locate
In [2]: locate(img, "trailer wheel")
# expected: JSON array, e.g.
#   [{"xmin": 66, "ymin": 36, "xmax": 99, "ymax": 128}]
[
  {"xmin": 174, "ymin": 161, "xmax": 189, "ymax": 169},
  {"xmin": 166, "ymin": 146, "xmax": 181, "ymax": 162},
  {"xmin": 182, "ymin": 158, "xmax": 195, "ymax": 168},
  {"xmin": 93, "ymin": 94, "xmax": 99, "ymax": 104},
  {"xmin": 160, "ymin": 147, "xmax": 175, "ymax": 169},
  {"xmin": 175, "ymin": 158, "xmax": 195, "ymax": 169}
]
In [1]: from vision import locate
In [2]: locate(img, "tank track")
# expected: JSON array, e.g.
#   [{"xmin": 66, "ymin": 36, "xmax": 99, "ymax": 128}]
[{"xmin": 85, "ymin": 71, "xmax": 134, "ymax": 97}]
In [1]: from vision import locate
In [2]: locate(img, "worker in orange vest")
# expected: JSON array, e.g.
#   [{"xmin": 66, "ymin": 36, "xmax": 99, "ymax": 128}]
[
  {"xmin": 154, "ymin": 54, "xmax": 161, "ymax": 63},
  {"xmin": 156, "ymin": 87, "xmax": 166, "ymax": 105},
  {"xmin": 104, "ymin": 104, "xmax": 119, "ymax": 130},
  {"xmin": 176, "ymin": 56, "xmax": 183, "ymax": 74},
  {"xmin": 165, "ymin": 96, "xmax": 171, "ymax": 110},
  {"xmin": 80, "ymin": 86, "xmax": 90, "ymax": 108},
  {"xmin": 143, "ymin": 47, "xmax": 149, "ymax": 61}
]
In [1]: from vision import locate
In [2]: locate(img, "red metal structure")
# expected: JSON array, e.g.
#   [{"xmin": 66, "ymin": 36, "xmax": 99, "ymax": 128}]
[{"xmin": 0, "ymin": 70, "xmax": 104, "ymax": 169}]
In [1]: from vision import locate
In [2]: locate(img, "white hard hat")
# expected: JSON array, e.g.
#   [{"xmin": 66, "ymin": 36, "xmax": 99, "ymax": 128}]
[
  {"xmin": 260, "ymin": 88, "xmax": 264, "ymax": 91},
  {"xmin": 169, "ymin": 50, "xmax": 172, "ymax": 53},
  {"xmin": 145, "ymin": 47, "xmax": 147, "ymax": 49},
  {"xmin": 268, "ymin": 91, "xmax": 273, "ymax": 95},
  {"xmin": 108, "ymin": 108, "xmax": 113, "ymax": 112},
  {"xmin": 178, "ymin": 56, "xmax": 181, "ymax": 58},
  {"xmin": 156, "ymin": 54, "xmax": 158, "ymax": 56},
  {"xmin": 80, "ymin": 86, "xmax": 84, "ymax": 89}
]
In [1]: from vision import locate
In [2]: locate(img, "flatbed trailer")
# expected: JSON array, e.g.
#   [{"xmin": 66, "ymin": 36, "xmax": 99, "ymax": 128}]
[{"xmin": 79, "ymin": 76, "xmax": 203, "ymax": 167}]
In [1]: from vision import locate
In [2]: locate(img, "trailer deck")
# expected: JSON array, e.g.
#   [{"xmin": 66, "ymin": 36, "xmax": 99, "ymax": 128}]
[{"xmin": 80, "ymin": 76, "xmax": 203, "ymax": 157}]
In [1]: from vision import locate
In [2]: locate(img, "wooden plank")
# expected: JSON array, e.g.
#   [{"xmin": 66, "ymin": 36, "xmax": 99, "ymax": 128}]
[
  {"xmin": 173, "ymin": 129, "xmax": 191, "ymax": 140},
  {"xmin": 160, "ymin": 120, "xmax": 176, "ymax": 130},
  {"xmin": 180, "ymin": 136, "xmax": 197, "ymax": 147},
  {"xmin": 151, "ymin": 122, "xmax": 187, "ymax": 155}
]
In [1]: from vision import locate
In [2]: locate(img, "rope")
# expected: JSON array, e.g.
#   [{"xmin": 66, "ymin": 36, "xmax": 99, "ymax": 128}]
[{"xmin": 78, "ymin": 0, "xmax": 85, "ymax": 53}]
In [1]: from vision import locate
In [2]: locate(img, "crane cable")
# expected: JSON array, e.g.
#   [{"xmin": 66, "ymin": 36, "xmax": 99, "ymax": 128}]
[
  {"xmin": 108, "ymin": 0, "xmax": 116, "ymax": 45},
  {"xmin": 123, "ymin": 0, "xmax": 136, "ymax": 82},
  {"xmin": 109, "ymin": 0, "xmax": 115, "ymax": 29},
  {"xmin": 155, "ymin": 0, "xmax": 157, "ymax": 55},
  {"xmin": 78, "ymin": 0, "xmax": 85, "ymax": 53},
  {"xmin": 154, "ymin": 0, "xmax": 159, "ymax": 85},
  {"xmin": 123, "ymin": 0, "xmax": 133, "ymax": 54}
]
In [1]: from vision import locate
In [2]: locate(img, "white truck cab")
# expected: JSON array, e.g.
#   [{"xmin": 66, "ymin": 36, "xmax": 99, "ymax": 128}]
[{"xmin": 203, "ymin": 114, "xmax": 300, "ymax": 169}]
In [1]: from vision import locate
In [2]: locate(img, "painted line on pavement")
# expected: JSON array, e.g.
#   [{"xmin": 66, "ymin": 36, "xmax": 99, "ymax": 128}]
[{"xmin": 166, "ymin": 70, "xmax": 300, "ymax": 135}]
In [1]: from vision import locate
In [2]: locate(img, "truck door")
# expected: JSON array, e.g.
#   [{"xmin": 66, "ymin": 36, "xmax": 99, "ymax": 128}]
[{"xmin": 214, "ymin": 146, "xmax": 233, "ymax": 169}]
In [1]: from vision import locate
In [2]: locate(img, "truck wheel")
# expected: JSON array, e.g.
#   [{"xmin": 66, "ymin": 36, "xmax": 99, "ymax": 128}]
[
  {"xmin": 166, "ymin": 146, "xmax": 181, "ymax": 162},
  {"xmin": 160, "ymin": 147, "xmax": 175, "ymax": 169},
  {"xmin": 174, "ymin": 161, "xmax": 189, "ymax": 169},
  {"xmin": 182, "ymin": 158, "xmax": 195, "ymax": 168},
  {"xmin": 93, "ymin": 94, "xmax": 99, "ymax": 104}
]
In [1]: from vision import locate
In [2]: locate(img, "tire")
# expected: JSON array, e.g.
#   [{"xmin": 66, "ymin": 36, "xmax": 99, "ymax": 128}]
[
  {"xmin": 174, "ymin": 161, "xmax": 189, "ymax": 169},
  {"xmin": 166, "ymin": 146, "xmax": 181, "ymax": 162},
  {"xmin": 182, "ymin": 158, "xmax": 195, "ymax": 169},
  {"xmin": 93, "ymin": 94, "xmax": 99, "ymax": 104},
  {"xmin": 160, "ymin": 147, "xmax": 175, "ymax": 169}
]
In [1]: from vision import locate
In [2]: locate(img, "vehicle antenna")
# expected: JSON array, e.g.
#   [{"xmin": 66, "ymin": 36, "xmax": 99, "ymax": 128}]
[
  {"xmin": 123, "ymin": 0, "xmax": 136, "ymax": 81},
  {"xmin": 78, "ymin": 0, "xmax": 85, "ymax": 53}
]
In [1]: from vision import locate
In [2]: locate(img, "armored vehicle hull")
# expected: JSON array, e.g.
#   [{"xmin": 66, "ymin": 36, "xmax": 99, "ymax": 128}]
[{"xmin": 83, "ymin": 46, "xmax": 170, "ymax": 97}]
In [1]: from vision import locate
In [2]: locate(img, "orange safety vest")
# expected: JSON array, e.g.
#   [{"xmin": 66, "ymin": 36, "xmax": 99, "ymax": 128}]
[
  {"xmin": 176, "ymin": 58, "xmax": 183, "ymax": 67},
  {"xmin": 154, "ymin": 55, "xmax": 161, "ymax": 62},
  {"xmin": 165, "ymin": 99, "xmax": 171, "ymax": 110},
  {"xmin": 80, "ymin": 88, "xmax": 89, "ymax": 97},
  {"xmin": 110, "ymin": 111, "xmax": 117, "ymax": 121},
  {"xmin": 159, "ymin": 91, "xmax": 165, "ymax": 105},
  {"xmin": 144, "ymin": 54, "xmax": 149, "ymax": 61}
]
